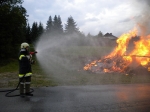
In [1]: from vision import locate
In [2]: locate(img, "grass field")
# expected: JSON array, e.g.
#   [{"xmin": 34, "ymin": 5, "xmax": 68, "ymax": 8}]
[
  {"xmin": 0, "ymin": 59, "xmax": 57, "ymax": 88},
  {"xmin": 0, "ymin": 46, "xmax": 150, "ymax": 88}
]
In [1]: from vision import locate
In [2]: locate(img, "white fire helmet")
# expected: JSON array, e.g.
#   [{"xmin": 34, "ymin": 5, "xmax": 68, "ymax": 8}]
[{"xmin": 21, "ymin": 42, "xmax": 29, "ymax": 49}]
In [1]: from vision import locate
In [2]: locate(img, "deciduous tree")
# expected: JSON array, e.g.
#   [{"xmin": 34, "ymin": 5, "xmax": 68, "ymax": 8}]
[{"xmin": 0, "ymin": 0, "xmax": 27, "ymax": 59}]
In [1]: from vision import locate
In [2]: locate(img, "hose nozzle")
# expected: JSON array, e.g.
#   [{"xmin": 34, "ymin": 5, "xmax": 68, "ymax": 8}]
[{"xmin": 30, "ymin": 51, "xmax": 38, "ymax": 55}]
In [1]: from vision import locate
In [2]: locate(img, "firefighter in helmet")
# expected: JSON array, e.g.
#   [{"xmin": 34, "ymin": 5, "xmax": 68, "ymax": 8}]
[{"xmin": 18, "ymin": 42, "xmax": 34, "ymax": 97}]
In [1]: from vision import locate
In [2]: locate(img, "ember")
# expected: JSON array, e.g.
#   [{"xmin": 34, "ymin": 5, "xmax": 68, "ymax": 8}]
[{"xmin": 84, "ymin": 28, "xmax": 150, "ymax": 74}]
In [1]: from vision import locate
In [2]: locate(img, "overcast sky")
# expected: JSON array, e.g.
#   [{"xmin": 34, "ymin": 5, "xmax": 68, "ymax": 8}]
[{"xmin": 22, "ymin": 0, "xmax": 150, "ymax": 37}]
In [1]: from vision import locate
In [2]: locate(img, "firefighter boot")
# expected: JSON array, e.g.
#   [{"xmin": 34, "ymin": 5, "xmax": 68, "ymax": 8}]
[
  {"xmin": 25, "ymin": 83, "xmax": 33, "ymax": 96},
  {"xmin": 25, "ymin": 76, "xmax": 33, "ymax": 96},
  {"xmin": 19, "ymin": 83, "xmax": 25, "ymax": 97}
]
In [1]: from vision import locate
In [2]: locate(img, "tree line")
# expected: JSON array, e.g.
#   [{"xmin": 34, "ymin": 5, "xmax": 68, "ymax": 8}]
[
  {"xmin": 0, "ymin": 0, "xmax": 108, "ymax": 61},
  {"xmin": 26, "ymin": 15, "xmax": 83, "ymax": 44}
]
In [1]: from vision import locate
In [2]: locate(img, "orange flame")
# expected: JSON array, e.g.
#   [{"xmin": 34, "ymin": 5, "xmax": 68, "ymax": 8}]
[{"xmin": 84, "ymin": 27, "xmax": 150, "ymax": 73}]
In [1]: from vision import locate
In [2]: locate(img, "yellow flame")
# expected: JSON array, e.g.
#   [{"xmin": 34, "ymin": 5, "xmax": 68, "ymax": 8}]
[
  {"xmin": 103, "ymin": 69, "xmax": 109, "ymax": 72},
  {"xmin": 84, "ymin": 27, "xmax": 150, "ymax": 72}
]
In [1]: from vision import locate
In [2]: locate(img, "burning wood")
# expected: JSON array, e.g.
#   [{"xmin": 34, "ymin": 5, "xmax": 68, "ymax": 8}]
[{"xmin": 84, "ymin": 28, "xmax": 150, "ymax": 75}]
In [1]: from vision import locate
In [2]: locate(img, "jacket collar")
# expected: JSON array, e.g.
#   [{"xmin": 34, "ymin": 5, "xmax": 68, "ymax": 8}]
[{"xmin": 20, "ymin": 48, "xmax": 26, "ymax": 51}]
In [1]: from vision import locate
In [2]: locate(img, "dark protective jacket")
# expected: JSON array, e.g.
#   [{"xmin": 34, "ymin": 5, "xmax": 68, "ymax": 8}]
[{"xmin": 18, "ymin": 48, "xmax": 32, "ymax": 77}]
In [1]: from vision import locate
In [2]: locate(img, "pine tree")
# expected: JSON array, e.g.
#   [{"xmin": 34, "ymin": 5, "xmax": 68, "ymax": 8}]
[
  {"xmin": 87, "ymin": 33, "xmax": 92, "ymax": 38},
  {"xmin": 57, "ymin": 15, "xmax": 63, "ymax": 34},
  {"xmin": 46, "ymin": 16, "xmax": 53, "ymax": 33},
  {"xmin": 30, "ymin": 22, "xmax": 38, "ymax": 43},
  {"xmin": 97, "ymin": 31, "xmax": 103, "ymax": 37},
  {"xmin": 46, "ymin": 15, "xmax": 63, "ymax": 35},
  {"xmin": 53, "ymin": 15, "xmax": 58, "ymax": 33},
  {"xmin": 53, "ymin": 15, "xmax": 63, "ymax": 35},
  {"xmin": 25, "ymin": 23, "xmax": 31, "ymax": 44},
  {"xmin": 65, "ymin": 16, "xmax": 79, "ymax": 34},
  {"xmin": 38, "ymin": 22, "xmax": 44, "ymax": 37}
]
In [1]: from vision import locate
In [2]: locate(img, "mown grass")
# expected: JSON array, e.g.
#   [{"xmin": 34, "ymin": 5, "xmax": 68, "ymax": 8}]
[
  {"xmin": 0, "ymin": 59, "xmax": 57, "ymax": 88},
  {"xmin": 53, "ymin": 46, "xmax": 114, "ymax": 58},
  {"xmin": 37, "ymin": 46, "xmax": 150, "ymax": 86},
  {"xmin": 0, "ymin": 60, "xmax": 18, "ymax": 73},
  {"xmin": 0, "ymin": 46, "xmax": 150, "ymax": 88}
]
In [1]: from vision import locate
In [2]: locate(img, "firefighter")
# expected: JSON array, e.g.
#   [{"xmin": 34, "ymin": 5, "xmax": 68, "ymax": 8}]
[{"xmin": 18, "ymin": 42, "xmax": 34, "ymax": 97}]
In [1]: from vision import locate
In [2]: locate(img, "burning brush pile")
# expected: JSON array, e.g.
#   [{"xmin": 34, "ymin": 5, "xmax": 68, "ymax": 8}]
[{"xmin": 84, "ymin": 28, "xmax": 150, "ymax": 75}]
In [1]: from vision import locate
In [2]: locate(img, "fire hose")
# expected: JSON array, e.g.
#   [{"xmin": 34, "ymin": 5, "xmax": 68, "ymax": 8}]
[
  {"xmin": 0, "ymin": 73, "xmax": 34, "ymax": 97},
  {"xmin": 0, "ymin": 51, "xmax": 37, "ymax": 97}
]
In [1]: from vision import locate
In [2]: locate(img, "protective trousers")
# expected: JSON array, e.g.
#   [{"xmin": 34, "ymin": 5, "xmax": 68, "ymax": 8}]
[{"xmin": 19, "ymin": 76, "xmax": 31, "ymax": 94}]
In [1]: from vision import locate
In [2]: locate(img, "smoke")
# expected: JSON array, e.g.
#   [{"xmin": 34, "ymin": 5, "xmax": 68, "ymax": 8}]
[
  {"xmin": 34, "ymin": 0, "xmax": 150, "ymax": 85},
  {"xmin": 131, "ymin": 0, "xmax": 150, "ymax": 35},
  {"xmin": 35, "ymin": 33, "xmax": 88, "ymax": 84},
  {"xmin": 35, "ymin": 31, "xmax": 115, "ymax": 85}
]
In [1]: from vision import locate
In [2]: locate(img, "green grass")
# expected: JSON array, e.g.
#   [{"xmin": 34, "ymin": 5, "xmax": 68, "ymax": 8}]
[
  {"xmin": 0, "ymin": 60, "xmax": 18, "ymax": 73},
  {"xmin": 38, "ymin": 46, "xmax": 150, "ymax": 85},
  {"xmin": 53, "ymin": 46, "xmax": 114, "ymax": 58},
  {"xmin": 1, "ymin": 46, "xmax": 150, "ymax": 88},
  {"xmin": 0, "ymin": 59, "xmax": 57, "ymax": 88}
]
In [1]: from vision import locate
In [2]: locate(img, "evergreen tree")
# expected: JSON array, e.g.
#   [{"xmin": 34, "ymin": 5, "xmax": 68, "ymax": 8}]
[
  {"xmin": 97, "ymin": 31, "xmax": 103, "ymax": 37},
  {"xmin": 25, "ymin": 23, "xmax": 31, "ymax": 44},
  {"xmin": 65, "ymin": 16, "xmax": 79, "ymax": 34},
  {"xmin": 30, "ymin": 22, "xmax": 38, "ymax": 43},
  {"xmin": 38, "ymin": 22, "xmax": 44, "ymax": 37},
  {"xmin": 46, "ymin": 16, "xmax": 53, "ymax": 33},
  {"xmin": 45, "ymin": 15, "xmax": 63, "ymax": 35},
  {"xmin": 57, "ymin": 15, "xmax": 63, "ymax": 34},
  {"xmin": 87, "ymin": 33, "xmax": 92, "ymax": 38},
  {"xmin": 53, "ymin": 15, "xmax": 58, "ymax": 33},
  {"xmin": 52, "ymin": 15, "xmax": 63, "ymax": 34}
]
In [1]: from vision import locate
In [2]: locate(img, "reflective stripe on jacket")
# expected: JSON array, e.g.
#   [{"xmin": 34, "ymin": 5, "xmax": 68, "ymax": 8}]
[
  {"xmin": 19, "ymin": 72, "xmax": 32, "ymax": 78},
  {"xmin": 18, "ymin": 53, "xmax": 32, "ymax": 77},
  {"xmin": 19, "ymin": 55, "xmax": 25, "ymax": 60}
]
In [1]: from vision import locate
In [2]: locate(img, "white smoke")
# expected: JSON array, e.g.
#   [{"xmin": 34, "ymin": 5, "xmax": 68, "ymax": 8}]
[{"xmin": 130, "ymin": 0, "xmax": 150, "ymax": 35}]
